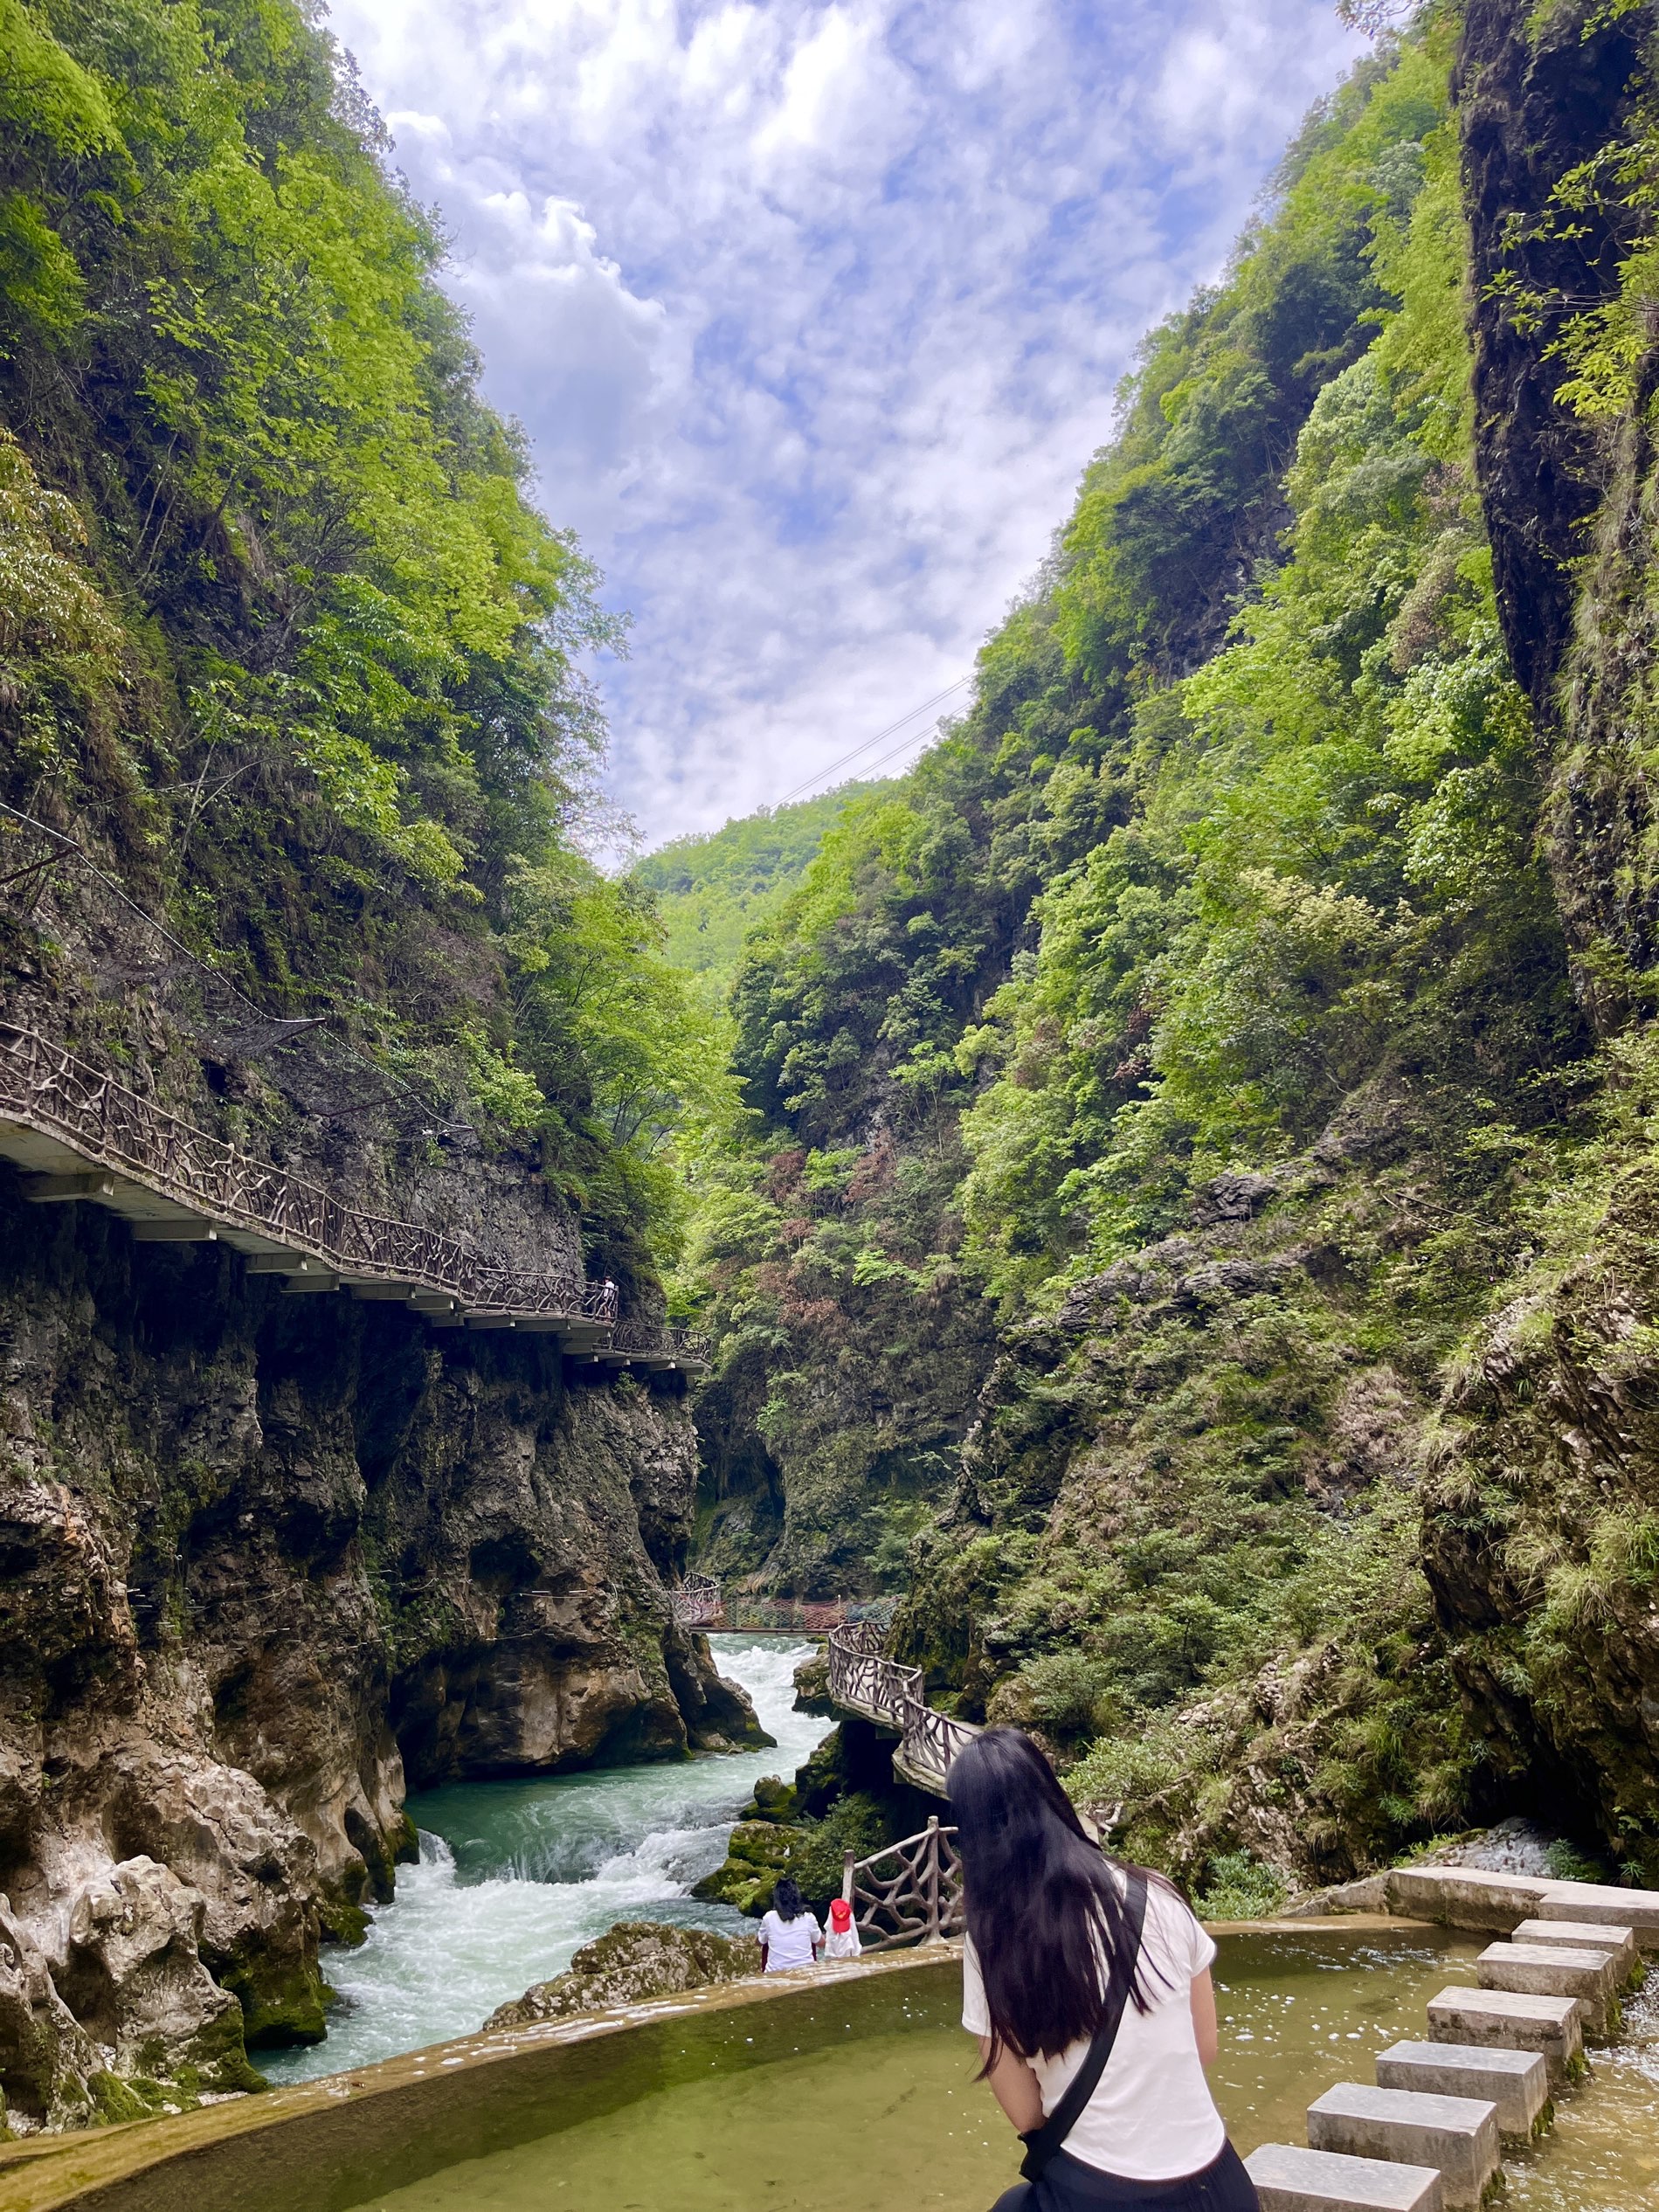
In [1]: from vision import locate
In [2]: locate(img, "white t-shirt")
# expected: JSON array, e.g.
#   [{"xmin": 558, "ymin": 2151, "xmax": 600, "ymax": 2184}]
[
  {"xmin": 961, "ymin": 1879, "xmax": 1224, "ymax": 2182},
  {"xmin": 823, "ymin": 1923, "xmax": 862, "ymax": 1960},
  {"xmin": 758, "ymin": 1907, "xmax": 821, "ymax": 1972}
]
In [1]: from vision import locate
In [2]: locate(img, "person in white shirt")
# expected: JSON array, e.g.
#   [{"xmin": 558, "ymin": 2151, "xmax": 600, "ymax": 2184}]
[
  {"xmin": 950, "ymin": 1728, "xmax": 1258, "ymax": 2211},
  {"xmin": 757, "ymin": 1877, "xmax": 822, "ymax": 1973},
  {"xmin": 823, "ymin": 1896, "xmax": 861, "ymax": 1959}
]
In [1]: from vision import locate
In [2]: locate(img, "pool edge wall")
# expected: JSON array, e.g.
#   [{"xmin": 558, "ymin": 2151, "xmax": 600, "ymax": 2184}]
[{"xmin": 0, "ymin": 1949, "xmax": 963, "ymax": 2212}]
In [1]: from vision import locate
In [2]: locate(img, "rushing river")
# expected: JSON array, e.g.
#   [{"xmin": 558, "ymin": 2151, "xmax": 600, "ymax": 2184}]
[{"xmin": 263, "ymin": 1635, "xmax": 827, "ymax": 2083}]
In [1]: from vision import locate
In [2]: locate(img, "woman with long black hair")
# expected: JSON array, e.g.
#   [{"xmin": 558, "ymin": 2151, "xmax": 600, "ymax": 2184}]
[{"xmin": 949, "ymin": 1729, "xmax": 1258, "ymax": 2212}]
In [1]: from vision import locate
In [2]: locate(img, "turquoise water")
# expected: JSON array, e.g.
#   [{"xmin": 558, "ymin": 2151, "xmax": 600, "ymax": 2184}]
[{"xmin": 263, "ymin": 1635, "xmax": 826, "ymax": 2081}]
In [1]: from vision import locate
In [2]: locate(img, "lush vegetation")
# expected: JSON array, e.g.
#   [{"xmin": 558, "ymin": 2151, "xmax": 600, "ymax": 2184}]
[
  {"xmin": 632, "ymin": 783, "xmax": 880, "ymax": 995},
  {"xmin": 13, "ymin": 0, "xmax": 1659, "ymax": 1893},
  {"xmin": 673, "ymin": 6, "xmax": 1659, "ymax": 1886},
  {"xmin": 0, "ymin": 0, "xmax": 722, "ymax": 1281}
]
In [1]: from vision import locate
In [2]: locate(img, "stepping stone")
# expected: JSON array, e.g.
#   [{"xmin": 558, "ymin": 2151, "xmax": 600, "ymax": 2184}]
[
  {"xmin": 1536, "ymin": 1882, "xmax": 1659, "ymax": 1954},
  {"xmin": 1246, "ymin": 2143, "xmax": 1443, "ymax": 2212},
  {"xmin": 1386, "ymin": 1866, "xmax": 1548, "ymax": 1934},
  {"xmin": 1476, "ymin": 1940, "xmax": 1615, "ymax": 2036},
  {"xmin": 1375, "ymin": 2040, "xmax": 1549, "ymax": 2140},
  {"xmin": 1426, "ymin": 1986, "xmax": 1583, "ymax": 2083},
  {"xmin": 1512, "ymin": 1917, "xmax": 1637, "ymax": 1982},
  {"xmin": 1306, "ymin": 2083, "xmax": 1499, "ymax": 2212}
]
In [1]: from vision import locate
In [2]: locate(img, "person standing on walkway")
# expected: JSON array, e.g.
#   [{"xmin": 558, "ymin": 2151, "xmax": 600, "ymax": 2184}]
[
  {"xmin": 757, "ymin": 1877, "xmax": 823, "ymax": 1973},
  {"xmin": 950, "ymin": 1729, "xmax": 1258, "ymax": 2212}
]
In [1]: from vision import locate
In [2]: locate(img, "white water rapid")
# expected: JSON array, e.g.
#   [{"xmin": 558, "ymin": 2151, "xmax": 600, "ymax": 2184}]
[{"xmin": 261, "ymin": 1635, "xmax": 828, "ymax": 2082}]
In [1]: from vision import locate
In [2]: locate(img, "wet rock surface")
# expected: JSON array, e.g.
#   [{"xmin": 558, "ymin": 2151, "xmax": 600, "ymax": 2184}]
[
  {"xmin": 483, "ymin": 1920, "xmax": 755, "ymax": 2029},
  {"xmin": 0, "ymin": 1170, "xmax": 761, "ymax": 2129}
]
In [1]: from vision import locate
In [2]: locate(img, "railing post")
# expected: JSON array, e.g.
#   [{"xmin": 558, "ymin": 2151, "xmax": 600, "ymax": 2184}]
[
  {"xmin": 925, "ymin": 1815, "xmax": 940, "ymax": 1939},
  {"xmin": 842, "ymin": 1849, "xmax": 855, "ymax": 1907}
]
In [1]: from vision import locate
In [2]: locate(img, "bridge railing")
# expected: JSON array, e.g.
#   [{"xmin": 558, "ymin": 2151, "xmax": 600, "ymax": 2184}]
[
  {"xmin": 667, "ymin": 1573, "xmax": 723, "ymax": 1628},
  {"xmin": 826, "ymin": 1620, "xmax": 982, "ymax": 1794},
  {"xmin": 0, "ymin": 1021, "xmax": 615, "ymax": 1322},
  {"xmin": 842, "ymin": 1815, "xmax": 963, "ymax": 1950}
]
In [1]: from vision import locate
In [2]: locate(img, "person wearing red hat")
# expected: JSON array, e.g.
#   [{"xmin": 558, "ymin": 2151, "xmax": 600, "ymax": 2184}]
[{"xmin": 824, "ymin": 1895, "xmax": 862, "ymax": 1960}]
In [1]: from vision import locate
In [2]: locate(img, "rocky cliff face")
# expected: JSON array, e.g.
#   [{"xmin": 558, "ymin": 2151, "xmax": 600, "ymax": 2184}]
[{"xmin": 0, "ymin": 1165, "xmax": 761, "ymax": 2133}]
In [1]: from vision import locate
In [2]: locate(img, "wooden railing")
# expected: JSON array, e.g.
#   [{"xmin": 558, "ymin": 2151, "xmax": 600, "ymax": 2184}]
[
  {"xmin": 612, "ymin": 1315, "xmax": 714, "ymax": 1364},
  {"xmin": 826, "ymin": 1619, "xmax": 981, "ymax": 1795},
  {"xmin": 841, "ymin": 1816, "xmax": 963, "ymax": 1949},
  {"xmin": 668, "ymin": 1573, "xmax": 723, "ymax": 1628},
  {"xmin": 0, "ymin": 1021, "xmax": 615, "ymax": 1323}
]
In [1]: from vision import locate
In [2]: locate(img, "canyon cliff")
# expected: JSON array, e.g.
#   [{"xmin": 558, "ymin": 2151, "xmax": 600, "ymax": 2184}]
[
  {"xmin": 675, "ymin": 1, "xmax": 1659, "ymax": 1911},
  {"xmin": 0, "ymin": 0, "xmax": 758, "ymax": 2133}
]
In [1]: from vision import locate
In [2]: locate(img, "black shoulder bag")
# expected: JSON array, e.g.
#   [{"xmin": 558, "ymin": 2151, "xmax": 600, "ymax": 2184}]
[{"xmin": 1016, "ymin": 1869, "xmax": 1149, "ymax": 2187}]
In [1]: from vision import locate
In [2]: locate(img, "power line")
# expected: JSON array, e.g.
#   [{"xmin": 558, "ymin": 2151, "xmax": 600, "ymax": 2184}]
[{"xmin": 773, "ymin": 674, "xmax": 972, "ymax": 809}]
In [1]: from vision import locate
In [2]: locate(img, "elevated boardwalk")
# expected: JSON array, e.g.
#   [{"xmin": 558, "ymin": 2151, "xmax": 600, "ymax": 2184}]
[
  {"xmin": 0, "ymin": 1021, "xmax": 708, "ymax": 1375},
  {"xmin": 826, "ymin": 1619, "xmax": 979, "ymax": 1797}
]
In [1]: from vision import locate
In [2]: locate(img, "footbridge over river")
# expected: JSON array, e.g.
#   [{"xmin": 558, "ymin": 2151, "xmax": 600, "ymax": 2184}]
[{"xmin": 670, "ymin": 1580, "xmax": 979, "ymax": 1794}]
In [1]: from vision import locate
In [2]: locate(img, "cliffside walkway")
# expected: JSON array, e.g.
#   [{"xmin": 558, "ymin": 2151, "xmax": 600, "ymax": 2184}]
[
  {"xmin": 0, "ymin": 1021, "xmax": 709, "ymax": 1373},
  {"xmin": 826, "ymin": 1618, "xmax": 980, "ymax": 1797}
]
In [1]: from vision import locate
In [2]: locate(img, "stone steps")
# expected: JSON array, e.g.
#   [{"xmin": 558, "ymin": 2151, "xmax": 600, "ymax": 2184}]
[
  {"xmin": 1374, "ymin": 2039, "xmax": 1549, "ymax": 2141},
  {"xmin": 1426, "ymin": 1984, "xmax": 1584, "ymax": 2082},
  {"xmin": 1305, "ymin": 2084, "xmax": 1499, "ymax": 2211},
  {"xmin": 1244, "ymin": 1867, "xmax": 1659, "ymax": 2211},
  {"xmin": 1534, "ymin": 1881, "xmax": 1659, "ymax": 1953},
  {"xmin": 1245, "ymin": 2142, "xmax": 1444, "ymax": 2211},
  {"xmin": 1476, "ymin": 1939, "xmax": 1616, "ymax": 2036},
  {"xmin": 1381, "ymin": 1866, "xmax": 1659, "ymax": 1953},
  {"xmin": 1511, "ymin": 1916, "xmax": 1637, "ymax": 1984}
]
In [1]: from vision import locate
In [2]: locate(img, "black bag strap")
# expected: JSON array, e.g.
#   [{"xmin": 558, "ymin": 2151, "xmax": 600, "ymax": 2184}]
[{"xmin": 1017, "ymin": 1869, "xmax": 1149, "ymax": 2186}]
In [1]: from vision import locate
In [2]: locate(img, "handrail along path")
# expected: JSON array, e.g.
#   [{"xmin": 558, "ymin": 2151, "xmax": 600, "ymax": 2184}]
[
  {"xmin": 826, "ymin": 1616, "xmax": 980, "ymax": 1797},
  {"xmin": 0, "ymin": 1021, "xmax": 707, "ymax": 1367}
]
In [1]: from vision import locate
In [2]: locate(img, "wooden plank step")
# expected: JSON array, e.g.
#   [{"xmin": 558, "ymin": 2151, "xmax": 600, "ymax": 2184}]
[
  {"xmin": 1246, "ymin": 2143, "xmax": 1443, "ymax": 2211},
  {"xmin": 1426, "ymin": 1987, "xmax": 1582, "ymax": 2083},
  {"xmin": 1375, "ymin": 2039, "xmax": 1549, "ymax": 2141},
  {"xmin": 1512, "ymin": 1918, "xmax": 1636, "ymax": 1981},
  {"xmin": 1476, "ymin": 1941, "xmax": 1615, "ymax": 2036},
  {"xmin": 1306, "ymin": 2084, "xmax": 1498, "ymax": 2212}
]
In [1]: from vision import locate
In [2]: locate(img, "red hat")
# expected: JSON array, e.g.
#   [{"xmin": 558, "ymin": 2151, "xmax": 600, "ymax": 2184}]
[{"xmin": 829, "ymin": 1898, "xmax": 853, "ymax": 1931}]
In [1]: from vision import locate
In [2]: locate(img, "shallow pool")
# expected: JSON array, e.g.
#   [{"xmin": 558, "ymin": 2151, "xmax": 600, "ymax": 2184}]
[{"xmin": 335, "ymin": 1927, "xmax": 1531, "ymax": 2212}]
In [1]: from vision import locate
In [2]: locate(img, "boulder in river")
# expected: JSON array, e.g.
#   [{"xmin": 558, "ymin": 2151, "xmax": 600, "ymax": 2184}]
[{"xmin": 484, "ymin": 1922, "xmax": 755, "ymax": 2029}]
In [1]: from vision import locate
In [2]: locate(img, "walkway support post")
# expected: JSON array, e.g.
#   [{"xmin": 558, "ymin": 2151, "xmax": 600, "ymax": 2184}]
[{"xmin": 925, "ymin": 1816, "xmax": 941, "ymax": 1939}]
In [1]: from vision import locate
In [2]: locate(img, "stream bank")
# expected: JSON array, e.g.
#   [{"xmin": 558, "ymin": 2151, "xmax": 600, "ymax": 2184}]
[{"xmin": 262, "ymin": 1636, "xmax": 826, "ymax": 2082}]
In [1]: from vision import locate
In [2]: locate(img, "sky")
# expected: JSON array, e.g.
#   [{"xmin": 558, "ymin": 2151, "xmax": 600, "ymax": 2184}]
[{"xmin": 325, "ymin": 0, "xmax": 1369, "ymax": 851}]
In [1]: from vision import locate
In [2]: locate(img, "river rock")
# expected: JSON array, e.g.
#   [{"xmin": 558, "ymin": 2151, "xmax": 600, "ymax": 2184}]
[
  {"xmin": 792, "ymin": 1652, "xmax": 835, "ymax": 1718},
  {"xmin": 691, "ymin": 1819, "xmax": 812, "ymax": 1914},
  {"xmin": 484, "ymin": 1921, "xmax": 755, "ymax": 2029}
]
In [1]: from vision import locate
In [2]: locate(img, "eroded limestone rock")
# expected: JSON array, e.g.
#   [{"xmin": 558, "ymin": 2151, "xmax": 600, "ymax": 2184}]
[
  {"xmin": 55, "ymin": 1857, "xmax": 254, "ymax": 2091},
  {"xmin": 0, "ymin": 1169, "xmax": 761, "ymax": 2127},
  {"xmin": 0, "ymin": 1897, "xmax": 98, "ymax": 2130}
]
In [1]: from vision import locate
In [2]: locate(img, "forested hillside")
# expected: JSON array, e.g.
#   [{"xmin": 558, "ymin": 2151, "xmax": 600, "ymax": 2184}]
[
  {"xmin": 0, "ymin": 0, "xmax": 720, "ymax": 1274},
  {"xmin": 675, "ymin": 0, "xmax": 1659, "ymax": 1897},
  {"xmin": 0, "ymin": 0, "xmax": 754, "ymax": 2126},
  {"xmin": 632, "ymin": 783, "xmax": 880, "ymax": 994}
]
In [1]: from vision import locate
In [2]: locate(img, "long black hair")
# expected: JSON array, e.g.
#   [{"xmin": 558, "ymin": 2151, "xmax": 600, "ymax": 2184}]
[
  {"xmin": 948, "ymin": 1727, "xmax": 1173, "ymax": 2063},
  {"xmin": 771, "ymin": 1877, "xmax": 806, "ymax": 1923}
]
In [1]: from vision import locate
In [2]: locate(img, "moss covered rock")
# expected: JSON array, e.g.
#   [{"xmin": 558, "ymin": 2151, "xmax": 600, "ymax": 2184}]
[{"xmin": 484, "ymin": 1923, "xmax": 754, "ymax": 2030}]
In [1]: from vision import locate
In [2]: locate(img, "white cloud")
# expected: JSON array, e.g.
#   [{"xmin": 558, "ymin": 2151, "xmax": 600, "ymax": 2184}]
[{"xmin": 325, "ymin": 0, "xmax": 1367, "ymax": 847}]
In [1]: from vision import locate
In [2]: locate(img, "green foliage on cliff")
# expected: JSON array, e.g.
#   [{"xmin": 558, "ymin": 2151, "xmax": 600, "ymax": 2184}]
[
  {"xmin": 682, "ymin": 9, "xmax": 1659, "ymax": 1884},
  {"xmin": 0, "ymin": 0, "xmax": 721, "ymax": 1270}
]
